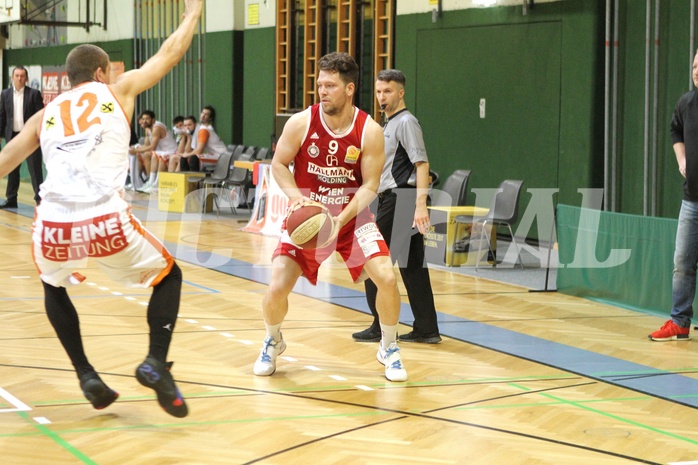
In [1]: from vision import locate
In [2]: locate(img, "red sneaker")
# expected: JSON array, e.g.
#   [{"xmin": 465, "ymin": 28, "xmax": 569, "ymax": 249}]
[{"xmin": 648, "ymin": 320, "xmax": 691, "ymax": 341}]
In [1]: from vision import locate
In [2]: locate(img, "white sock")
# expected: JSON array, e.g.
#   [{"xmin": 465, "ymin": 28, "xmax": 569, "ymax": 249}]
[
  {"xmin": 379, "ymin": 322, "xmax": 398, "ymax": 348},
  {"xmin": 264, "ymin": 322, "xmax": 282, "ymax": 341},
  {"xmin": 149, "ymin": 173, "xmax": 157, "ymax": 184},
  {"xmin": 129, "ymin": 155, "xmax": 138, "ymax": 185}
]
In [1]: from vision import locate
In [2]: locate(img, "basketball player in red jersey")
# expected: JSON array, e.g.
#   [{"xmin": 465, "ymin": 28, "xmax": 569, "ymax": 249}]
[{"xmin": 253, "ymin": 52, "xmax": 407, "ymax": 382}]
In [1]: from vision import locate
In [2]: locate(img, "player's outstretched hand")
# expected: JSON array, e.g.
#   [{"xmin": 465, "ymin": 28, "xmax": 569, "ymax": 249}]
[{"xmin": 184, "ymin": 0, "xmax": 204, "ymax": 18}]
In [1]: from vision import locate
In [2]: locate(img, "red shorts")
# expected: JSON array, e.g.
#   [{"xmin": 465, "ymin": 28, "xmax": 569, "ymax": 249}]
[{"xmin": 273, "ymin": 217, "xmax": 389, "ymax": 285}]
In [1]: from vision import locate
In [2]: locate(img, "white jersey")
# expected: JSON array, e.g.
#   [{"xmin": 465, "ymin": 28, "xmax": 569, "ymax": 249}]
[
  {"xmin": 152, "ymin": 120, "xmax": 177, "ymax": 155},
  {"xmin": 191, "ymin": 123, "xmax": 227, "ymax": 163},
  {"xmin": 39, "ymin": 81, "xmax": 130, "ymax": 205}
]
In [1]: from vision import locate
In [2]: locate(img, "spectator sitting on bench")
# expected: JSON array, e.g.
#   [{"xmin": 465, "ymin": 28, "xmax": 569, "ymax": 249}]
[
  {"xmin": 169, "ymin": 115, "xmax": 192, "ymax": 171},
  {"xmin": 178, "ymin": 106, "xmax": 227, "ymax": 171},
  {"xmin": 129, "ymin": 110, "xmax": 178, "ymax": 193}
]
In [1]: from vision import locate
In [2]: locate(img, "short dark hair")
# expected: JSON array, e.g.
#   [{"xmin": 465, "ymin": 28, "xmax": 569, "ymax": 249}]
[
  {"xmin": 65, "ymin": 44, "xmax": 109, "ymax": 86},
  {"xmin": 376, "ymin": 69, "xmax": 406, "ymax": 86},
  {"xmin": 139, "ymin": 110, "xmax": 155, "ymax": 120},
  {"xmin": 12, "ymin": 66, "xmax": 28, "ymax": 79},
  {"xmin": 318, "ymin": 52, "xmax": 359, "ymax": 87},
  {"xmin": 172, "ymin": 115, "xmax": 184, "ymax": 125},
  {"xmin": 185, "ymin": 115, "xmax": 197, "ymax": 124},
  {"xmin": 203, "ymin": 105, "xmax": 216, "ymax": 124}
]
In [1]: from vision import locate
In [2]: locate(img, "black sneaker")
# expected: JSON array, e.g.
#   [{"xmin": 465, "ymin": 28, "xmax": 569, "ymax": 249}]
[
  {"xmin": 352, "ymin": 325, "xmax": 381, "ymax": 342},
  {"xmin": 399, "ymin": 331, "xmax": 442, "ymax": 344},
  {"xmin": 135, "ymin": 357, "xmax": 188, "ymax": 418},
  {"xmin": 79, "ymin": 372, "xmax": 119, "ymax": 410}
]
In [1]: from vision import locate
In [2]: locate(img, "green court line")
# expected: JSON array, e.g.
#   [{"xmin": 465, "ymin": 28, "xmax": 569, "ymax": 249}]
[
  {"xmin": 541, "ymin": 392, "xmax": 698, "ymax": 445},
  {"xmin": 15, "ymin": 411, "xmax": 97, "ymax": 465},
  {"xmin": 509, "ymin": 383, "xmax": 698, "ymax": 446},
  {"xmin": 456, "ymin": 395, "xmax": 651, "ymax": 410},
  {"xmin": 1, "ymin": 410, "xmax": 391, "ymax": 439},
  {"xmin": 26, "ymin": 373, "xmax": 585, "ymax": 407}
]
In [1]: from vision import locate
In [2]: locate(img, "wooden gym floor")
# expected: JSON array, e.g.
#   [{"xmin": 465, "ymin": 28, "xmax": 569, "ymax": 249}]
[{"xmin": 0, "ymin": 185, "xmax": 697, "ymax": 465}]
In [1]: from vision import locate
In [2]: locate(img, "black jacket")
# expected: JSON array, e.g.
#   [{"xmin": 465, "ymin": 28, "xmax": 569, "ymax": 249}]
[{"xmin": 0, "ymin": 85, "xmax": 44, "ymax": 141}]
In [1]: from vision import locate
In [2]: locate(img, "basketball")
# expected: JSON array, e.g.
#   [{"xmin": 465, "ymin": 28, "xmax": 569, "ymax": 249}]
[{"xmin": 286, "ymin": 201, "xmax": 334, "ymax": 249}]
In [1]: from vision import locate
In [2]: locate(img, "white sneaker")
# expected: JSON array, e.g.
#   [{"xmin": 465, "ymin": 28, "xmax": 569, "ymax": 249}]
[
  {"xmin": 137, "ymin": 181, "xmax": 152, "ymax": 193},
  {"xmin": 376, "ymin": 342, "xmax": 408, "ymax": 382},
  {"xmin": 253, "ymin": 335, "xmax": 287, "ymax": 376}
]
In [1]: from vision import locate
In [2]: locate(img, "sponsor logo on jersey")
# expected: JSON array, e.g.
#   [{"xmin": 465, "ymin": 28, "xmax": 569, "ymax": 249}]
[
  {"xmin": 344, "ymin": 145, "xmax": 360, "ymax": 164},
  {"xmin": 41, "ymin": 213, "xmax": 127, "ymax": 262},
  {"xmin": 310, "ymin": 188, "xmax": 350, "ymax": 206},
  {"xmin": 100, "ymin": 102, "xmax": 114, "ymax": 113},
  {"xmin": 310, "ymin": 132, "xmax": 320, "ymax": 140},
  {"xmin": 307, "ymin": 162, "xmax": 355, "ymax": 184}
]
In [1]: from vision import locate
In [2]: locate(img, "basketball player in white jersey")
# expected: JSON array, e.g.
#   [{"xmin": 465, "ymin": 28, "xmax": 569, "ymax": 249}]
[
  {"xmin": 130, "ymin": 110, "xmax": 178, "ymax": 193},
  {"xmin": 0, "ymin": 0, "xmax": 203, "ymax": 418}
]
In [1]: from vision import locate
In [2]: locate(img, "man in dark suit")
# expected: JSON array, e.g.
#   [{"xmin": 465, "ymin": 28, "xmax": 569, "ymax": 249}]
[{"xmin": 0, "ymin": 65, "xmax": 44, "ymax": 208}]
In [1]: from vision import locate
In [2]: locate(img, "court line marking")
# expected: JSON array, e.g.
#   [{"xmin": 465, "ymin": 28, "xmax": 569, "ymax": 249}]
[
  {"xmin": 0, "ymin": 386, "xmax": 31, "ymax": 412},
  {"xmin": 166, "ymin": 239, "xmax": 698, "ymax": 411}
]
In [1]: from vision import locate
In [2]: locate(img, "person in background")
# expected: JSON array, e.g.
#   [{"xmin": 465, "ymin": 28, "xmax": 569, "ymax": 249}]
[
  {"xmin": 170, "ymin": 115, "xmax": 196, "ymax": 172},
  {"xmin": 126, "ymin": 113, "xmax": 147, "ymax": 190},
  {"xmin": 129, "ymin": 110, "xmax": 178, "ymax": 193},
  {"xmin": 179, "ymin": 106, "xmax": 227, "ymax": 171},
  {"xmin": 172, "ymin": 115, "xmax": 184, "ymax": 136},
  {"xmin": 650, "ymin": 48, "xmax": 698, "ymax": 342},
  {"xmin": 0, "ymin": 0, "xmax": 204, "ymax": 417},
  {"xmin": 0, "ymin": 65, "xmax": 44, "ymax": 207},
  {"xmin": 353, "ymin": 69, "xmax": 441, "ymax": 345}
]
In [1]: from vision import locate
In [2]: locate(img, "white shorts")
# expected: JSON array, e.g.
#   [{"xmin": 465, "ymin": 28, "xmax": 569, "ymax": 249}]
[
  {"xmin": 155, "ymin": 150, "xmax": 176, "ymax": 162},
  {"xmin": 32, "ymin": 195, "xmax": 174, "ymax": 288}
]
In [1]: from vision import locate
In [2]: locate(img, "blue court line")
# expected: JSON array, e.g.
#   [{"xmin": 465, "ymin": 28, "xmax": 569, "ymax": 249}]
[{"xmin": 167, "ymin": 239, "xmax": 698, "ymax": 410}]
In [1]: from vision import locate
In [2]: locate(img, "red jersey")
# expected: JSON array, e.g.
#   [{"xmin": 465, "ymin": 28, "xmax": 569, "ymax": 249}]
[{"xmin": 294, "ymin": 104, "xmax": 373, "ymax": 219}]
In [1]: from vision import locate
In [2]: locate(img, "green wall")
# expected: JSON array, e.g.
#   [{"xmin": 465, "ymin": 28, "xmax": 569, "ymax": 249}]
[
  {"xmin": 203, "ymin": 30, "xmax": 238, "ymax": 145},
  {"xmin": 391, "ymin": 1, "xmax": 603, "ymax": 239},
  {"xmin": 614, "ymin": 0, "xmax": 694, "ymax": 219},
  {"xmin": 4, "ymin": 38, "xmax": 133, "ymax": 83},
  {"xmin": 241, "ymin": 27, "xmax": 275, "ymax": 149}
]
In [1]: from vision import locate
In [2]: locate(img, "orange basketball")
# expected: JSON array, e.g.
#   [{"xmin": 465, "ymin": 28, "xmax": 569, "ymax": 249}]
[{"xmin": 286, "ymin": 202, "xmax": 334, "ymax": 249}]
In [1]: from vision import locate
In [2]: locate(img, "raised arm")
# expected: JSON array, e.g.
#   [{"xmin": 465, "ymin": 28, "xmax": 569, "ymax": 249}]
[{"xmin": 111, "ymin": 0, "xmax": 203, "ymax": 116}]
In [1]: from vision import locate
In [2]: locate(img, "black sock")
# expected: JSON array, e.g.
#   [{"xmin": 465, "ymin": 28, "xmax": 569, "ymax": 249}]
[
  {"xmin": 147, "ymin": 262, "xmax": 182, "ymax": 362},
  {"xmin": 42, "ymin": 281, "xmax": 94, "ymax": 378}
]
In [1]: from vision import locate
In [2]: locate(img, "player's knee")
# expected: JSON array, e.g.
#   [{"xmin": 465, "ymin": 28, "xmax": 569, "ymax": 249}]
[
  {"xmin": 267, "ymin": 280, "xmax": 292, "ymax": 300},
  {"xmin": 373, "ymin": 268, "xmax": 397, "ymax": 290}
]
